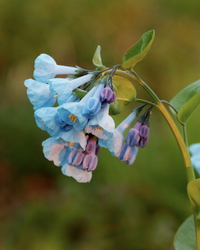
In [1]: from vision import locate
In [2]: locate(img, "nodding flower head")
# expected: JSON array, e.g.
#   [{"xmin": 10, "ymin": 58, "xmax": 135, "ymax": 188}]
[{"xmin": 25, "ymin": 50, "xmax": 156, "ymax": 183}]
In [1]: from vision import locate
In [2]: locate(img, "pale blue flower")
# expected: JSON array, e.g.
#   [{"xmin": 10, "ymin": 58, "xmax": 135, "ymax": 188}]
[
  {"xmin": 189, "ymin": 143, "xmax": 200, "ymax": 175},
  {"xmin": 56, "ymin": 128, "xmax": 87, "ymax": 151},
  {"xmin": 33, "ymin": 53, "xmax": 77, "ymax": 83},
  {"xmin": 61, "ymin": 164, "xmax": 92, "ymax": 183},
  {"xmin": 57, "ymin": 84, "xmax": 98, "ymax": 131},
  {"xmin": 24, "ymin": 79, "xmax": 56, "ymax": 110},
  {"xmin": 48, "ymin": 74, "xmax": 94, "ymax": 105},
  {"xmin": 85, "ymin": 104, "xmax": 115, "ymax": 139},
  {"xmin": 42, "ymin": 137, "xmax": 72, "ymax": 166},
  {"xmin": 34, "ymin": 107, "xmax": 72, "ymax": 137}
]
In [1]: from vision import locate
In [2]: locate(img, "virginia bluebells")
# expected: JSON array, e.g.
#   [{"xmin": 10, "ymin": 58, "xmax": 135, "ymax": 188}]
[{"xmin": 24, "ymin": 53, "xmax": 152, "ymax": 182}]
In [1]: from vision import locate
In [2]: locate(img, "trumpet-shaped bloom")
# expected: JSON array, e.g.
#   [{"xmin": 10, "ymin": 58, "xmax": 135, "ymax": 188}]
[
  {"xmin": 34, "ymin": 107, "xmax": 72, "ymax": 137},
  {"xmin": 34, "ymin": 54, "xmax": 77, "ymax": 82},
  {"xmin": 119, "ymin": 143, "xmax": 138, "ymax": 165},
  {"xmin": 48, "ymin": 74, "xmax": 94, "ymax": 105},
  {"xmin": 58, "ymin": 85, "xmax": 98, "ymax": 131},
  {"xmin": 42, "ymin": 137, "xmax": 72, "ymax": 166},
  {"xmin": 189, "ymin": 143, "xmax": 200, "ymax": 175},
  {"xmin": 85, "ymin": 104, "xmax": 115, "ymax": 139},
  {"xmin": 24, "ymin": 79, "xmax": 56, "ymax": 110},
  {"xmin": 61, "ymin": 164, "xmax": 92, "ymax": 183}
]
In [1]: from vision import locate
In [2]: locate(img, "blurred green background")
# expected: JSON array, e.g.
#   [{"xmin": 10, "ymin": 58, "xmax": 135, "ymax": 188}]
[{"xmin": 1, "ymin": 0, "xmax": 200, "ymax": 249}]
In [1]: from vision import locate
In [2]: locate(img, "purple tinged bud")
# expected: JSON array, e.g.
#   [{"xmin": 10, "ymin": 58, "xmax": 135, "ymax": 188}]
[
  {"xmin": 100, "ymin": 86, "xmax": 116, "ymax": 107},
  {"xmin": 95, "ymin": 144, "xmax": 100, "ymax": 155},
  {"xmin": 125, "ymin": 128, "xmax": 140, "ymax": 146},
  {"xmin": 81, "ymin": 97, "xmax": 101, "ymax": 119},
  {"xmin": 68, "ymin": 150, "xmax": 85, "ymax": 166},
  {"xmin": 139, "ymin": 125, "xmax": 149, "ymax": 138},
  {"xmin": 119, "ymin": 143, "xmax": 138, "ymax": 165},
  {"xmin": 82, "ymin": 153, "xmax": 98, "ymax": 171},
  {"xmin": 138, "ymin": 137, "xmax": 149, "ymax": 148},
  {"xmin": 85, "ymin": 139, "xmax": 97, "ymax": 154}
]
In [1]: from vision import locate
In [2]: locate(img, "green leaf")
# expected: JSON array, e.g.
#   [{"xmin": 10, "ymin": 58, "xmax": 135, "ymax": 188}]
[
  {"xmin": 109, "ymin": 74, "xmax": 137, "ymax": 115},
  {"xmin": 170, "ymin": 79, "xmax": 200, "ymax": 124},
  {"xmin": 92, "ymin": 45, "xmax": 103, "ymax": 67},
  {"xmin": 174, "ymin": 215, "xmax": 197, "ymax": 250},
  {"xmin": 122, "ymin": 30, "xmax": 155, "ymax": 69}
]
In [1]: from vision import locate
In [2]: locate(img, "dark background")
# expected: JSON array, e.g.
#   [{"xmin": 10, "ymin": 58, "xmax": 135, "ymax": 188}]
[{"xmin": 1, "ymin": 0, "xmax": 200, "ymax": 249}]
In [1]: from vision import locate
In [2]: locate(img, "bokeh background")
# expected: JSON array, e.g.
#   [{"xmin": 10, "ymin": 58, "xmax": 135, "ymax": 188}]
[{"xmin": 1, "ymin": 0, "xmax": 200, "ymax": 249}]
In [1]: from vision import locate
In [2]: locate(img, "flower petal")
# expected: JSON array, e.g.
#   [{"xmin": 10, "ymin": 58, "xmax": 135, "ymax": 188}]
[
  {"xmin": 61, "ymin": 164, "xmax": 92, "ymax": 183},
  {"xmin": 42, "ymin": 137, "xmax": 71, "ymax": 166},
  {"xmin": 24, "ymin": 79, "xmax": 55, "ymax": 110}
]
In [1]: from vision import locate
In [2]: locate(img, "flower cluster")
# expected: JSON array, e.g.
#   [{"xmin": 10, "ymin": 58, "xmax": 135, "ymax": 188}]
[{"xmin": 24, "ymin": 53, "xmax": 151, "ymax": 182}]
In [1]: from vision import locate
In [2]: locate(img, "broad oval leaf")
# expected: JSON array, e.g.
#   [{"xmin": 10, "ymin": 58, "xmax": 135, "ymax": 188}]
[
  {"xmin": 122, "ymin": 30, "xmax": 155, "ymax": 69},
  {"xmin": 109, "ymin": 74, "xmax": 137, "ymax": 115},
  {"xmin": 174, "ymin": 215, "xmax": 197, "ymax": 250},
  {"xmin": 92, "ymin": 45, "xmax": 103, "ymax": 67},
  {"xmin": 170, "ymin": 79, "xmax": 200, "ymax": 124}
]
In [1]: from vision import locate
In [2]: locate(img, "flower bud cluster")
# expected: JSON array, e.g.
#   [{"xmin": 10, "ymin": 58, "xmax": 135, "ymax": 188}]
[{"xmin": 25, "ymin": 54, "xmax": 151, "ymax": 182}]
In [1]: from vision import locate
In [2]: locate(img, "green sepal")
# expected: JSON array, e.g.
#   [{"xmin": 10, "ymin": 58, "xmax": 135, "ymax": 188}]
[
  {"xmin": 170, "ymin": 79, "xmax": 200, "ymax": 124},
  {"xmin": 122, "ymin": 30, "xmax": 155, "ymax": 69},
  {"xmin": 174, "ymin": 215, "xmax": 197, "ymax": 250},
  {"xmin": 92, "ymin": 45, "xmax": 104, "ymax": 68}
]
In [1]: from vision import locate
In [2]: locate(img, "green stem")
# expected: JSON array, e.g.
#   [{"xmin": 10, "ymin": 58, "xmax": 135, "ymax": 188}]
[{"xmin": 116, "ymin": 69, "xmax": 195, "ymax": 182}]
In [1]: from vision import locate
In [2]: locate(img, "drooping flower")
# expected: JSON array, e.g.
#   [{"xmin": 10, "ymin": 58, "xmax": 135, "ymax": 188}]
[
  {"xmin": 85, "ymin": 103, "xmax": 115, "ymax": 139},
  {"xmin": 24, "ymin": 79, "xmax": 56, "ymax": 110},
  {"xmin": 42, "ymin": 137, "xmax": 72, "ymax": 166},
  {"xmin": 48, "ymin": 73, "xmax": 94, "ymax": 105},
  {"xmin": 189, "ymin": 143, "xmax": 200, "ymax": 175},
  {"xmin": 61, "ymin": 164, "xmax": 92, "ymax": 183},
  {"xmin": 33, "ymin": 54, "xmax": 77, "ymax": 82},
  {"xmin": 57, "ymin": 84, "xmax": 99, "ymax": 131},
  {"xmin": 34, "ymin": 107, "xmax": 73, "ymax": 137}
]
